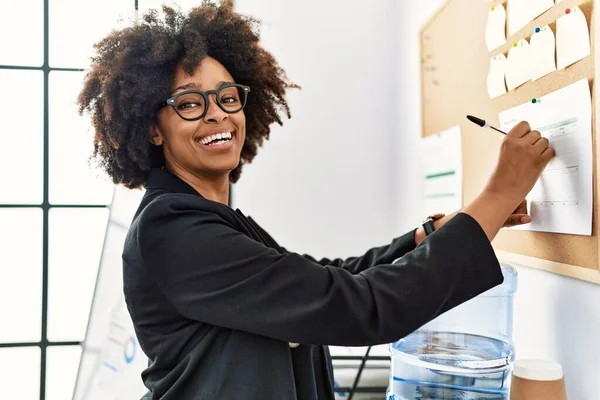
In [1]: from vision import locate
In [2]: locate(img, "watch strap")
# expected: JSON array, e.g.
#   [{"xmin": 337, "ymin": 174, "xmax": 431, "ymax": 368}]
[{"xmin": 422, "ymin": 213, "xmax": 445, "ymax": 237}]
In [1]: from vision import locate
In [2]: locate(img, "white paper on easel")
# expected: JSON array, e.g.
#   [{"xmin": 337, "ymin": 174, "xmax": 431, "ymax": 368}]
[
  {"xmin": 498, "ymin": 79, "xmax": 592, "ymax": 236},
  {"xmin": 508, "ymin": 0, "xmax": 553, "ymax": 36},
  {"xmin": 96, "ymin": 295, "xmax": 149, "ymax": 400},
  {"xmin": 421, "ymin": 126, "xmax": 463, "ymax": 216},
  {"xmin": 487, "ymin": 54, "xmax": 508, "ymax": 98},
  {"xmin": 506, "ymin": 39, "xmax": 531, "ymax": 90},
  {"xmin": 556, "ymin": 6, "xmax": 591, "ymax": 69},
  {"xmin": 529, "ymin": 25, "xmax": 556, "ymax": 81},
  {"xmin": 486, "ymin": 4, "xmax": 507, "ymax": 51}
]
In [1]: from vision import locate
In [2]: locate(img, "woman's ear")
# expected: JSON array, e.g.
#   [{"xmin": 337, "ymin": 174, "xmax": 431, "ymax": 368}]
[{"xmin": 149, "ymin": 123, "xmax": 164, "ymax": 146}]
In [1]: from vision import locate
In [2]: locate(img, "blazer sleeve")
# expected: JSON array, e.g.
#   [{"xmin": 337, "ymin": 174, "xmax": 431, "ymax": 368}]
[
  {"xmin": 138, "ymin": 195, "xmax": 503, "ymax": 347},
  {"xmin": 248, "ymin": 215, "xmax": 417, "ymax": 274},
  {"xmin": 299, "ymin": 231, "xmax": 417, "ymax": 274}
]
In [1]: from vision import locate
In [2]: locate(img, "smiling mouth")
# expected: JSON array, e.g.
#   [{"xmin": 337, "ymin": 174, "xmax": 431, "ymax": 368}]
[{"xmin": 195, "ymin": 131, "xmax": 234, "ymax": 147}]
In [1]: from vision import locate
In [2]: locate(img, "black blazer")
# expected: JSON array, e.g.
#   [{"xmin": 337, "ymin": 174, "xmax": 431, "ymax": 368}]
[{"xmin": 122, "ymin": 168, "xmax": 503, "ymax": 400}]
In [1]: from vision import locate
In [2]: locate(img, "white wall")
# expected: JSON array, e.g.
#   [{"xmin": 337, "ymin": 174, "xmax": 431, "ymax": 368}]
[
  {"xmin": 393, "ymin": 0, "xmax": 447, "ymax": 233},
  {"xmin": 232, "ymin": 0, "xmax": 400, "ymax": 259},
  {"xmin": 397, "ymin": 2, "xmax": 600, "ymax": 399},
  {"xmin": 511, "ymin": 266, "xmax": 600, "ymax": 398}
]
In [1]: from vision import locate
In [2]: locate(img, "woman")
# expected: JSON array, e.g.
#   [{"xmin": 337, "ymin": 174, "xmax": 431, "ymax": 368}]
[{"xmin": 78, "ymin": 3, "xmax": 553, "ymax": 399}]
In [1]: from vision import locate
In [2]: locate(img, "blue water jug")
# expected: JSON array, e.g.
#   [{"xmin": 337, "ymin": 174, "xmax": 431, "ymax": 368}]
[{"xmin": 387, "ymin": 263, "xmax": 518, "ymax": 399}]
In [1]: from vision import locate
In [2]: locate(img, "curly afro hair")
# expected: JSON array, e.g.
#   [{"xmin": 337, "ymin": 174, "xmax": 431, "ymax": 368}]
[{"xmin": 77, "ymin": 1, "xmax": 297, "ymax": 188}]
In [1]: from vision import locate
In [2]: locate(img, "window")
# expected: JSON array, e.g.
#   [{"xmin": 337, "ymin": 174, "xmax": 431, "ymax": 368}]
[
  {"xmin": 48, "ymin": 71, "xmax": 114, "ymax": 205},
  {"xmin": 0, "ymin": 70, "xmax": 44, "ymax": 204},
  {"xmin": 0, "ymin": 347, "xmax": 41, "ymax": 400},
  {"xmin": 0, "ymin": 209, "xmax": 43, "ymax": 343},
  {"xmin": 0, "ymin": 0, "xmax": 127, "ymax": 398},
  {"xmin": 48, "ymin": 208, "xmax": 110, "ymax": 342},
  {"xmin": 0, "ymin": 0, "xmax": 44, "ymax": 67}
]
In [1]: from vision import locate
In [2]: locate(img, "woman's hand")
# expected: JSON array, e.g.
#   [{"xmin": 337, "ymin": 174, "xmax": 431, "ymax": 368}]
[
  {"xmin": 463, "ymin": 121, "xmax": 554, "ymax": 241},
  {"xmin": 484, "ymin": 121, "xmax": 554, "ymax": 205},
  {"xmin": 503, "ymin": 199, "xmax": 531, "ymax": 227}
]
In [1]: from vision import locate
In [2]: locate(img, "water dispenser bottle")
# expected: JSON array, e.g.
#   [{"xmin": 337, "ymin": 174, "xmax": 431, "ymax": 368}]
[{"xmin": 387, "ymin": 263, "xmax": 517, "ymax": 399}]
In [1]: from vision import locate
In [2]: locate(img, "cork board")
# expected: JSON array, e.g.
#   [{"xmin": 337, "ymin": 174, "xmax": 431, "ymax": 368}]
[{"xmin": 421, "ymin": 0, "xmax": 600, "ymax": 283}]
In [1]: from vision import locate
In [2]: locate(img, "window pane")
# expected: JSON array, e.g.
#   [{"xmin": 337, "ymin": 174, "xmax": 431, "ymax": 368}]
[
  {"xmin": 0, "ymin": 0, "xmax": 44, "ymax": 66},
  {"xmin": 0, "ymin": 347, "xmax": 41, "ymax": 400},
  {"xmin": 0, "ymin": 70, "xmax": 44, "ymax": 204},
  {"xmin": 49, "ymin": 0, "xmax": 133, "ymax": 69},
  {"xmin": 0, "ymin": 209, "xmax": 43, "ymax": 343},
  {"xmin": 46, "ymin": 345, "xmax": 82, "ymax": 400},
  {"xmin": 49, "ymin": 71, "xmax": 114, "ymax": 205},
  {"xmin": 48, "ymin": 208, "xmax": 109, "ymax": 342}
]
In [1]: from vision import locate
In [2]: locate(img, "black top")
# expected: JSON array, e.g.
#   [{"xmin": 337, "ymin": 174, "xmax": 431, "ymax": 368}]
[{"xmin": 123, "ymin": 168, "xmax": 503, "ymax": 400}]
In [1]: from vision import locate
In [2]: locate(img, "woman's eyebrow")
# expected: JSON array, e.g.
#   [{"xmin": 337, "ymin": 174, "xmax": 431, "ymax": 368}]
[
  {"xmin": 170, "ymin": 82, "xmax": 199, "ymax": 95},
  {"xmin": 170, "ymin": 81, "xmax": 235, "ymax": 96}
]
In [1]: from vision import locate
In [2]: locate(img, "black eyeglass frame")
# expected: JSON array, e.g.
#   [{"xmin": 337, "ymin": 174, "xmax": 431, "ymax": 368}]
[{"xmin": 161, "ymin": 83, "xmax": 251, "ymax": 121}]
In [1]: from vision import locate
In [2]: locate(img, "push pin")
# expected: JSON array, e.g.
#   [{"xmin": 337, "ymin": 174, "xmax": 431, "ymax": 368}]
[
  {"xmin": 513, "ymin": 42, "xmax": 518, "ymax": 47},
  {"xmin": 531, "ymin": 98, "xmax": 539, "ymax": 104},
  {"xmin": 565, "ymin": 8, "xmax": 571, "ymax": 14},
  {"xmin": 535, "ymin": 27, "xmax": 541, "ymax": 33}
]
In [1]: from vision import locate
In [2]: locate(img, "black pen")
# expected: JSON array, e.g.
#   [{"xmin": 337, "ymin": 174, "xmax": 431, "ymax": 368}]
[{"xmin": 466, "ymin": 115, "xmax": 507, "ymax": 135}]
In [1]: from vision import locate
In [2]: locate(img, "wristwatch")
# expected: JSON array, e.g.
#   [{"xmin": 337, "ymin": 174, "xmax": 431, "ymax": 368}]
[{"xmin": 422, "ymin": 213, "xmax": 445, "ymax": 236}]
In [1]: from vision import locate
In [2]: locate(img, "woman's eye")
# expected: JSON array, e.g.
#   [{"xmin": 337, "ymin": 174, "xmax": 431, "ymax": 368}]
[
  {"xmin": 221, "ymin": 96, "xmax": 239, "ymax": 104},
  {"xmin": 178, "ymin": 102, "xmax": 200, "ymax": 109}
]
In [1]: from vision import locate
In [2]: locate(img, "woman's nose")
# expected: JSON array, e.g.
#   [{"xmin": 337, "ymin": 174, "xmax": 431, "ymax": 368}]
[{"xmin": 203, "ymin": 94, "xmax": 228, "ymax": 123}]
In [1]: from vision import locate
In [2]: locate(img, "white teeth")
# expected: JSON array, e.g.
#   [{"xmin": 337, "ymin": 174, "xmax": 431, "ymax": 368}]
[{"xmin": 198, "ymin": 131, "xmax": 232, "ymax": 145}]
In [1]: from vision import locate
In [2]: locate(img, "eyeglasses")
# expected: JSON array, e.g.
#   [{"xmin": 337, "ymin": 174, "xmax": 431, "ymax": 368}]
[{"xmin": 161, "ymin": 83, "xmax": 251, "ymax": 121}]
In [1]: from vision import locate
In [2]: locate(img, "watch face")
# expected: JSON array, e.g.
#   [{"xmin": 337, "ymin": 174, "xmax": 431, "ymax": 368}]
[
  {"xmin": 430, "ymin": 213, "xmax": 445, "ymax": 221},
  {"xmin": 423, "ymin": 213, "xmax": 445, "ymax": 225}
]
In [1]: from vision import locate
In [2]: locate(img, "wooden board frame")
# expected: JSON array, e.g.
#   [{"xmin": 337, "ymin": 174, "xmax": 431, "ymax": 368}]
[{"xmin": 420, "ymin": 0, "xmax": 600, "ymax": 283}]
